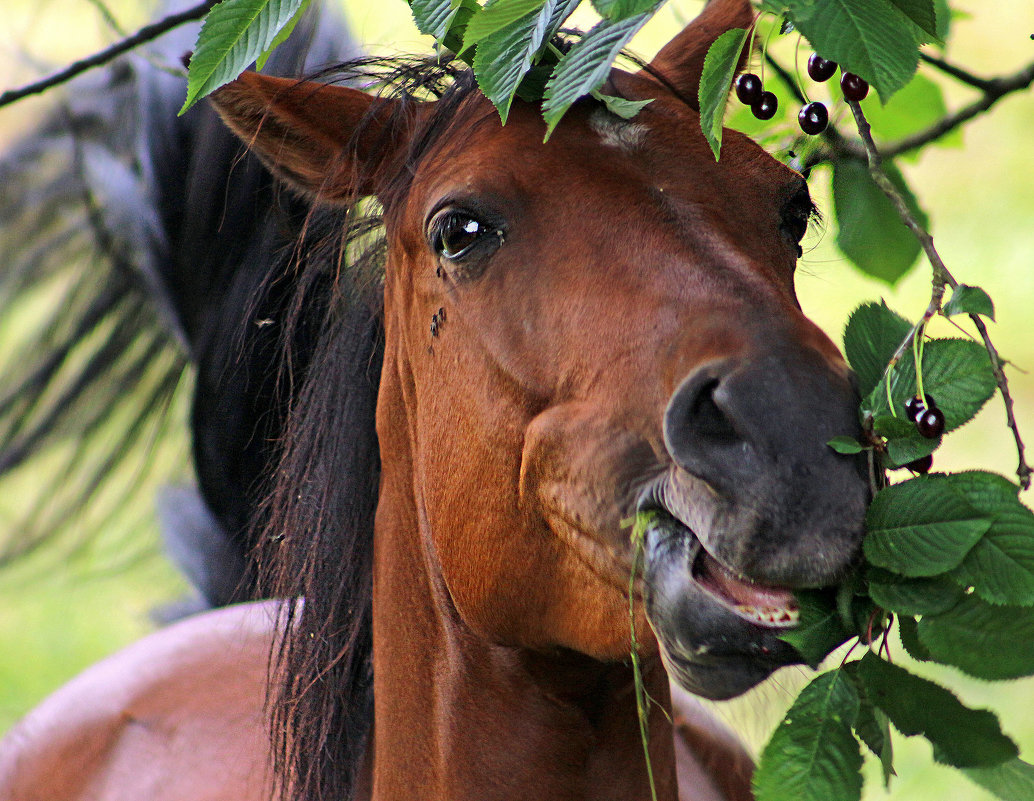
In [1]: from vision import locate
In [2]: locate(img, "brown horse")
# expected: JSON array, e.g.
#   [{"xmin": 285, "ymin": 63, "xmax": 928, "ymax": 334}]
[{"xmin": 0, "ymin": 0, "xmax": 869, "ymax": 798}]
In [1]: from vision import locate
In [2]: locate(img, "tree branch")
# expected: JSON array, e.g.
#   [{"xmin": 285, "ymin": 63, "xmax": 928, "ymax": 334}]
[
  {"xmin": 882, "ymin": 59, "xmax": 1034, "ymax": 159},
  {"xmin": 847, "ymin": 99, "xmax": 1032, "ymax": 490},
  {"xmin": 0, "ymin": 0, "xmax": 216, "ymax": 110},
  {"xmin": 785, "ymin": 55, "xmax": 1034, "ymax": 169},
  {"xmin": 919, "ymin": 52, "xmax": 996, "ymax": 92}
]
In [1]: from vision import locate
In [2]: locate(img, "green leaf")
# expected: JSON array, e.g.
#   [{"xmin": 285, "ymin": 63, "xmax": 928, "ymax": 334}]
[
  {"xmin": 827, "ymin": 435, "xmax": 864, "ymax": 455},
  {"xmin": 696, "ymin": 27, "xmax": 749, "ymax": 160},
  {"xmin": 411, "ymin": 0, "xmax": 458, "ymax": 39},
  {"xmin": 886, "ymin": 0, "xmax": 939, "ymax": 40},
  {"xmin": 255, "ymin": 0, "xmax": 310, "ymax": 70},
  {"xmin": 832, "ymin": 158, "xmax": 926, "ymax": 284},
  {"xmin": 918, "ymin": 594, "xmax": 1034, "ymax": 679},
  {"xmin": 473, "ymin": 0, "xmax": 576, "ymax": 121},
  {"xmin": 861, "ymin": 74, "xmax": 954, "ymax": 152},
  {"xmin": 843, "ymin": 663, "xmax": 895, "ymax": 785},
  {"xmin": 541, "ymin": 11, "xmax": 654, "ymax": 137},
  {"xmin": 462, "ymin": 0, "xmax": 548, "ymax": 52},
  {"xmin": 867, "ymin": 570, "xmax": 963, "ymax": 615},
  {"xmin": 934, "ymin": 0, "xmax": 951, "ymax": 41},
  {"xmin": 862, "ymin": 338, "xmax": 998, "ymax": 434},
  {"xmin": 964, "ymin": 758, "xmax": 1034, "ymax": 801},
  {"xmin": 754, "ymin": 670, "xmax": 863, "ymax": 801},
  {"xmin": 592, "ymin": 92, "xmax": 653, "ymax": 119},
  {"xmin": 788, "ymin": 0, "xmax": 920, "ymax": 101},
  {"xmin": 592, "ymin": 0, "xmax": 659, "ymax": 20},
  {"xmin": 944, "ymin": 284, "xmax": 996, "ymax": 321},
  {"xmin": 836, "ymin": 574, "xmax": 881, "ymax": 637},
  {"xmin": 945, "ymin": 472, "xmax": 1034, "ymax": 606},
  {"xmin": 411, "ymin": 0, "xmax": 481, "ymax": 51},
  {"xmin": 873, "ymin": 414, "xmax": 939, "ymax": 469},
  {"xmin": 181, "ymin": 0, "xmax": 309, "ymax": 114},
  {"xmin": 896, "ymin": 614, "xmax": 931, "ymax": 661},
  {"xmin": 864, "ymin": 475, "xmax": 993, "ymax": 577},
  {"xmin": 778, "ymin": 589, "xmax": 855, "ymax": 667},
  {"xmin": 842, "ymin": 301, "xmax": 913, "ymax": 400},
  {"xmin": 855, "ymin": 652, "xmax": 1018, "ymax": 768}
]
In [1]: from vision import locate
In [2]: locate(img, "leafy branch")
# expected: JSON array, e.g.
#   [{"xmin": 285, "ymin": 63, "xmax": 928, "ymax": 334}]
[
  {"xmin": 0, "ymin": 0, "xmax": 216, "ymax": 110},
  {"xmin": 846, "ymin": 97, "xmax": 1032, "ymax": 490}
]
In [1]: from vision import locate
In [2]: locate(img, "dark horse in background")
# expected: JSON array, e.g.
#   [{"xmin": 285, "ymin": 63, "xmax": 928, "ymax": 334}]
[{"xmin": 0, "ymin": 0, "xmax": 870, "ymax": 799}]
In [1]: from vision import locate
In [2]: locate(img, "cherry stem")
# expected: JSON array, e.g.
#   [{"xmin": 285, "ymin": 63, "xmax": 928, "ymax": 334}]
[
  {"xmin": 745, "ymin": 15, "xmax": 762, "ymax": 76},
  {"xmin": 913, "ymin": 320, "xmax": 927, "ymax": 406},
  {"xmin": 848, "ymin": 98, "xmax": 1032, "ymax": 490},
  {"xmin": 794, "ymin": 35, "xmax": 810, "ymax": 103}
]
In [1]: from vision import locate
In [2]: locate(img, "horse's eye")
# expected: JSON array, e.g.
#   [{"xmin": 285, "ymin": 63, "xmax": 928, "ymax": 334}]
[
  {"xmin": 427, "ymin": 205, "xmax": 505, "ymax": 280},
  {"xmin": 431, "ymin": 211, "xmax": 491, "ymax": 260}
]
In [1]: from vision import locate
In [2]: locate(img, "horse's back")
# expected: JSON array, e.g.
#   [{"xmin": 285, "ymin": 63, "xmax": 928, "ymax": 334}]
[{"xmin": 0, "ymin": 602, "xmax": 279, "ymax": 801}]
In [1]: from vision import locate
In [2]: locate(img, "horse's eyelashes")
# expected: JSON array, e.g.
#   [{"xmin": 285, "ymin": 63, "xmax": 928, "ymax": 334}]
[{"xmin": 778, "ymin": 186, "xmax": 817, "ymax": 258}]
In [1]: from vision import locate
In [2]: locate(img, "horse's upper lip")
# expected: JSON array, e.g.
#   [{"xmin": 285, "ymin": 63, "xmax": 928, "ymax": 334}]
[{"xmin": 635, "ymin": 499, "xmax": 799, "ymax": 631}]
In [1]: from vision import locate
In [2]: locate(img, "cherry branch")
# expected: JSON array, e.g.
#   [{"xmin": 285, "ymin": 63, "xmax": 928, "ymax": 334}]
[
  {"xmin": 847, "ymin": 99, "xmax": 1032, "ymax": 490},
  {"xmin": 0, "ymin": 0, "xmax": 216, "ymax": 110},
  {"xmin": 769, "ymin": 53, "xmax": 1034, "ymax": 169}
]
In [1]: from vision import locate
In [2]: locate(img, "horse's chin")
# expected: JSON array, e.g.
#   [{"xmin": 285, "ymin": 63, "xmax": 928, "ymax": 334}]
[{"xmin": 639, "ymin": 506, "xmax": 806, "ymax": 701}]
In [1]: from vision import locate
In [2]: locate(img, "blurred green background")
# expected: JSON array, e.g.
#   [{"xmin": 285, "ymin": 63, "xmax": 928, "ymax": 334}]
[{"xmin": 1, "ymin": 1, "xmax": 1032, "ymax": 798}]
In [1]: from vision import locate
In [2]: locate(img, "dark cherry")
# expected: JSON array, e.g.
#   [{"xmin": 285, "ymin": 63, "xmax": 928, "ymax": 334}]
[
  {"xmin": 807, "ymin": 54, "xmax": 837, "ymax": 82},
  {"xmin": 917, "ymin": 407, "xmax": 946, "ymax": 439},
  {"xmin": 904, "ymin": 395, "xmax": 925, "ymax": 421},
  {"xmin": 798, "ymin": 101, "xmax": 829, "ymax": 135},
  {"xmin": 841, "ymin": 72, "xmax": 870, "ymax": 102},
  {"xmin": 905, "ymin": 454, "xmax": 934, "ymax": 473},
  {"xmin": 752, "ymin": 91, "xmax": 778, "ymax": 120},
  {"xmin": 735, "ymin": 73, "xmax": 764, "ymax": 105}
]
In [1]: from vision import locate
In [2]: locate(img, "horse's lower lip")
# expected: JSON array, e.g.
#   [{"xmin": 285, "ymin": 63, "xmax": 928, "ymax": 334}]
[{"xmin": 636, "ymin": 503, "xmax": 799, "ymax": 631}]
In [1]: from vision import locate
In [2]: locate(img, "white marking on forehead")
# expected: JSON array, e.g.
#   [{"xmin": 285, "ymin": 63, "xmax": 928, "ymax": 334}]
[{"xmin": 588, "ymin": 107, "xmax": 648, "ymax": 152}]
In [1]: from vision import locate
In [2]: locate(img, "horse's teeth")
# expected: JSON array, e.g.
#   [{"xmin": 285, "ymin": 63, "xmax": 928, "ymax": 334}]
[{"xmin": 735, "ymin": 604, "xmax": 799, "ymax": 627}]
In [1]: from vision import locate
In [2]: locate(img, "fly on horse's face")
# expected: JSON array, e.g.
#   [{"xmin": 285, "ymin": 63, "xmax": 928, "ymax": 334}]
[{"xmin": 212, "ymin": 0, "xmax": 869, "ymax": 709}]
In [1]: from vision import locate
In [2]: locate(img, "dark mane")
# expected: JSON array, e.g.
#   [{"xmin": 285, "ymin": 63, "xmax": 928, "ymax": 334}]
[{"xmin": 254, "ymin": 57, "xmax": 482, "ymax": 801}]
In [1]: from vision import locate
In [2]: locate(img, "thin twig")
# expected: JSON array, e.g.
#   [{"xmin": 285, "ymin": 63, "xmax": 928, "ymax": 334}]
[
  {"xmin": 847, "ymin": 99, "xmax": 1032, "ymax": 490},
  {"xmin": 0, "ymin": 0, "xmax": 216, "ymax": 110},
  {"xmin": 882, "ymin": 60, "xmax": 1034, "ymax": 158},
  {"xmin": 920, "ymin": 52, "xmax": 996, "ymax": 92}
]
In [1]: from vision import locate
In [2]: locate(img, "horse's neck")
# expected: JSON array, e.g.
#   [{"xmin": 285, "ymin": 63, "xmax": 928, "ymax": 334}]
[{"xmin": 371, "ymin": 394, "xmax": 678, "ymax": 801}]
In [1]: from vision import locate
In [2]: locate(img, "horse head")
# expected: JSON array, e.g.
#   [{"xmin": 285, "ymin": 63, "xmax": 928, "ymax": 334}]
[{"xmin": 212, "ymin": 0, "xmax": 869, "ymax": 794}]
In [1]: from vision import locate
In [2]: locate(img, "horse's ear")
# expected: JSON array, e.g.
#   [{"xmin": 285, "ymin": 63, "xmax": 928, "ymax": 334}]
[
  {"xmin": 210, "ymin": 72, "xmax": 408, "ymax": 204},
  {"xmin": 645, "ymin": 0, "xmax": 754, "ymax": 107}
]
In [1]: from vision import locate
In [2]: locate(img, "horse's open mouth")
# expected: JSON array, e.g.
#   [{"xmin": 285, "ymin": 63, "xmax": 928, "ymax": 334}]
[
  {"xmin": 640, "ymin": 505, "xmax": 800, "ymax": 631},
  {"xmin": 636, "ymin": 499, "xmax": 806, "ymax": 699}
]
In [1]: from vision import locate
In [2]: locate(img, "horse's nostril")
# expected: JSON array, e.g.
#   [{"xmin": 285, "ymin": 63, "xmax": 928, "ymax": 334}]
[
  {"xmin": 683, "ymin": 378, "xmax": 738, "ymax": 443},
  {"xmin": 663, "ymin": 362, "xmax": 747, "ymax": 486}
]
